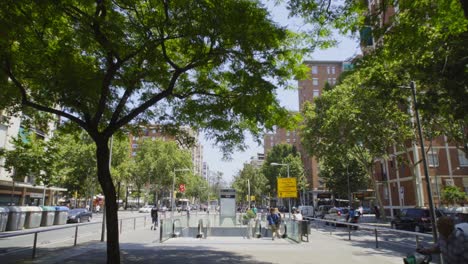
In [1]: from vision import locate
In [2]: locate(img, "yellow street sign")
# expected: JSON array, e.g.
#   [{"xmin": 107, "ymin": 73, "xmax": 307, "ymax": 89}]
[{"xmin": 277, "ymin": 178, "xmax": 297, "ymax": 198}]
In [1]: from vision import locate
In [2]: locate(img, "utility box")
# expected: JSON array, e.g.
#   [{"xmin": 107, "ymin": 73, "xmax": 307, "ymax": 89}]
[
  {"xmin": 54, "ymin": 206, "xmax": 69, "ymax": 225},
  {"xmin": 0, "ymin": 207, "xmax": 10, "ymax": 232},
  {"xmin": 40, "ymin": 206, "xmax": 56, "ymax": 226},
  {"xmin": 6, "ymin": 206, "xmax": 26, "ymax": 231},
  {"xmin": 24, "ymin": 206, "xmax": 43, "ymax": 229}
]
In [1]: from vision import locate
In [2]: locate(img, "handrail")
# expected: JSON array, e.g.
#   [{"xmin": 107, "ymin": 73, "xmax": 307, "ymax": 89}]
[
  {"xmin": 196, "ymin": 219, "xmax": 204, "ymax": 238},
  {"xmin": 172, "ymin": 218, "xmax": 181, "ymax": 237},
  {"xmin": 253, "ymin": 219, "xmax": 262, "ymax": 238},
  {"xmin": 0, "ymin": 215, "xmax": 149, "ymax": 239}
]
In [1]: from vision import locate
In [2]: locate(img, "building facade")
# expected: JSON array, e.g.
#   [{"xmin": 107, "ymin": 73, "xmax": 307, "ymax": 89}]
[{"xmin": 0, "ymin": 111, "xmax": 66, "ymax": 206}]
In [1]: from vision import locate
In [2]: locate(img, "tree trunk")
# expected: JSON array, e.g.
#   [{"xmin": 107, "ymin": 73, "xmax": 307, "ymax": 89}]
[
  {"xmin": 368, "ymin": 166, "xmax": 387, "ymax": 220},
  {"xmin": 96, "ymin": 139, "xmax": 120, "ymax": 264}
]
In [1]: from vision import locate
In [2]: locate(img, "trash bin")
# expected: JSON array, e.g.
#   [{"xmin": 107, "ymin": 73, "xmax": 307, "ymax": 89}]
[
  {"xmin": 299, "ymin": 220, "xmax": 310, "ymax": 242},
  {"xmin": 6, "ymin": 206, "xmax": 26, "ymax": 231},
  {"xmin": 40, "ymin": 206, "xmax": 56, "ymax": 226},
  {"xmin": 0, "ymin": 207, "xmax": 10, "ymax": 232},
  {"xmin": 54, "ymin": 206, "xmax": 69, "ymax": 225},
  {"xmin": 24, "ymin": 206, "xmax": 43, "ymax": 229},
  {"xmin": 299, "ymin": 220, "xmax": 310, "ymax": 235}
]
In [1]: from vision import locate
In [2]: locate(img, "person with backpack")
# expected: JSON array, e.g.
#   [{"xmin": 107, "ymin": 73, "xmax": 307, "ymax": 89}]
[
  {"xmin": 267, "ymin": 207, "xmax": 281, "ymax": 240},
  {"xmin": 417, "ymin": 216, "xmax": 468, "ymax": 264}
]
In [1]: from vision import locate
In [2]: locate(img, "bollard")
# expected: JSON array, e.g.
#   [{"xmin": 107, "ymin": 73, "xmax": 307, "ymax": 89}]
[
  {"xmin": 159, "ymin": 219, "xmax": 163, "ymax": 242},
  {"xmin": 144, "ymin": 216, "xmax": 146, "ymax": 227},
  {"xmin": 374, "ymin": 228, "xmax": 379, "ymax": 248},
  {"xmin": 134, "ymin": 218, "xmax": 136, "ymax": 230},
  {"xmin": 120, "ymin": 219, "xmax": 123, "ymax": 234},
  {"xmin": 416, "ymin": 235, "xmax": 420, "ymax": 248},
  {"xmin": 74, "ymin": 225, "xmax": 79, "ymax": 246},
  {"xmin": 32, "ymin": 232, "xmax": 38, "ymax": 259}
]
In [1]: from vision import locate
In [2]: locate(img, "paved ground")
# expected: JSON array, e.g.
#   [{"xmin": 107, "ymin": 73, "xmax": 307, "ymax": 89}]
[{"xmin": 16, "ymin": 226, "xmax": 404, "ymax": 264}]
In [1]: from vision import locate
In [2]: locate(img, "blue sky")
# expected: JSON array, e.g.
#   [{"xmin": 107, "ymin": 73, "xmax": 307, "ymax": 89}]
[{"xmin": 200, "ymin": 2, "xmax": 361, "ymax": 184}]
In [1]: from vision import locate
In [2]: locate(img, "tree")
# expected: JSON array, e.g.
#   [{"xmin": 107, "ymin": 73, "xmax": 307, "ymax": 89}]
[
  {"xmin": 301, "ymin": 68, "xmax": 414, "ymax": 218},
  {"xmin": 441, "ymin": 185, "xmax": 467, "ymax": 206},
  {"xmin": 133, "ymin": 138, "xmax": 193, "ymax": 204},
  {"xmin": 261, "ymin": 143, "xmax": 306, "ymax": 204},
  {"xmin": 232, "ymin": 163, "xmax": 268, "ymax": 205},
  {"xmin": 262, "ymin": 144, "xmax": 299, "ymax": 192},
  {"xmin": 319, "ymin": 154, "xmax": 369, "ymax": 200},
  {"xmin": 0, "ymin": 2, "xmax": 306, "ymax": 261}
]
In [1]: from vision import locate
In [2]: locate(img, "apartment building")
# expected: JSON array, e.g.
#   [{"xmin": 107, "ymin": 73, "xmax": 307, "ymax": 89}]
[
  {"xmin": 264, "ymin": 60, "xmax": 345, "ymax": 202},
  {"xmin": 0, "ymin": 111, "xmax": 66, "ymax": 206}
]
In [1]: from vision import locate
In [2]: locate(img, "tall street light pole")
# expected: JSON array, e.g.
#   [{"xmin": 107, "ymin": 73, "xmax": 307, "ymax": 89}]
[
  {"xmin": 408, "ymin": 81, "xmax": 438, "ymax": 241},
  {"xmin": 270, "ymin": 162, "xmax": 291, "ymax": 219},
  {"xmin": 171, "ymin": 168, "xmax": 190, "ymax": 218}
]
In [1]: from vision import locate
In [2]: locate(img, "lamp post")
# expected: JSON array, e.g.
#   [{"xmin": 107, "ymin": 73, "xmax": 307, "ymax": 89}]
[
  {"xmin": 171, "ymin": 168, "xmax": 190, "ymax": 218},
  {"xmin": 406, "ymin": 81, "xmax": 438, "ymax": 241},
  {"xmin": 270, "ymin": 162, "xmax": 291, "ymax": 219}
]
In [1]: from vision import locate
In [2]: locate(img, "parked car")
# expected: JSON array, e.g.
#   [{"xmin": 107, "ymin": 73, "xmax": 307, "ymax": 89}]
[
  {"xmin": 361, "ymin": 207, "xmax": 372, "ymax": 214},
  {"xmin": 391, "ymin": 208, "xmax": 444, "ymax": 233},
  {"xmin": 323, "ymin": 207, "xmax": 349, "ymax": 226},
  {"xmin": 67, "ymin": 208, "xmax": 92, "ymax": 223},
  {"xmin": 159, "ymin": 206, "xmax": 168, "ymax": 212},
  {"xmin": 315, "ymin": 205, "xmax": 334, "ymax": 219},
  {"xmin": 298, "ymin": 206, "xmax": 315, "ymax": 219},
  {"xmin": 138, "ymin": 205, "xmax": 154, "ymax": 213}
]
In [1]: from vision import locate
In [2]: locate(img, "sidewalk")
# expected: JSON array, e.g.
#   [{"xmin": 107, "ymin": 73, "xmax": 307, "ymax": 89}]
[{"xmin": 17, "ymin": 227, "xmax": 404, "ymax": 264}]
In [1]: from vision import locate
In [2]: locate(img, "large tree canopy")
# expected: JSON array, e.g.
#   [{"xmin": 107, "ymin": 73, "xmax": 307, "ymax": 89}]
[{"xmin": 0, "ymin": 1, "xmax": 307, "ymax": 262}]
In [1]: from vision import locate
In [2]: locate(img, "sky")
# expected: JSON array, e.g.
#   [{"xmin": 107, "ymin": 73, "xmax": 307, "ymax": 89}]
[{"xmin": 200, "ymin": 2, "xmax": 361, "ymax": 184}]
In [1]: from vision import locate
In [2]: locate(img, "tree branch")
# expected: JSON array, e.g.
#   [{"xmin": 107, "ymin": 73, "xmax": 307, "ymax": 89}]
[{"xmin": 3, "ymin": 64, "xmax": 89, "ymax": 131}]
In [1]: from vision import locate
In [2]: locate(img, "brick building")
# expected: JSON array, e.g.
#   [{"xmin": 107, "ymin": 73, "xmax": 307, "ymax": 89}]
[{"xmin": 264, "ymin": 60, "xmax": 346, "ymax": 203}]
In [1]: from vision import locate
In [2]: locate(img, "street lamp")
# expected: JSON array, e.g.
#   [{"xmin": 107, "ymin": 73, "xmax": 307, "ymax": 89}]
[
  {"xmin": 270, "ymin": 162, "xmax": 291, "ymax": 219},
  {"xmin": 403, "ymin": 81, "xmax": 438, "ymax": 241},
  {"xmin": 171, "ymin": 168, "xmax": 190, "ymax": 218}
]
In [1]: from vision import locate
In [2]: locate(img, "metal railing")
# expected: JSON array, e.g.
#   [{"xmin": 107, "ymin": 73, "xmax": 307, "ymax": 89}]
[
  {"xmin": 0, "ymin": 215, "xmax": 148, "ymax": 260},
  {"xmin": 309, "ymin": 217, "xmax": 433, "ymax": 250}
]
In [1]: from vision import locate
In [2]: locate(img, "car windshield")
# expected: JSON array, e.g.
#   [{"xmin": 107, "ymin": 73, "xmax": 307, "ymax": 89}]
[{"xmin": 402, "ymin": 209, "xmax": 429, "ymax": 217}]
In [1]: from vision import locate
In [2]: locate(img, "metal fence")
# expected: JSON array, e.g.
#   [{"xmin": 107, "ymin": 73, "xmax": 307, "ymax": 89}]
[
  {"xmin": 308, "ymin": 217, "xmax": 440, "ymax": 262},
  {"xmin": 0, "ymin": 215, "xmax": 149, "ymax": 262}
]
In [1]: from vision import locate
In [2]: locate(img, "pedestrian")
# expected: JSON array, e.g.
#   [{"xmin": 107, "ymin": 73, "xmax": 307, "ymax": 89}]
[
  {"xmin": 252, "ymin": 205, "xmax": 258, "ymax": 217},
  {"xmin": 374, "ymin": 205, "xmax": 380, "ymax": 220},
  {"xmin": 293, "ymin": 208, "xmax": 303, "ymax": 221},
  {"xmin": 267, "ymin": 208, "xmax": 281, "ymax": 240},
  {"xmin": 150, "ymin": 205, "xmax": 159, "ymax": 230},
  {"xmin": 417, "ymin": 216, "xmax": 468, "ymax": 264}
]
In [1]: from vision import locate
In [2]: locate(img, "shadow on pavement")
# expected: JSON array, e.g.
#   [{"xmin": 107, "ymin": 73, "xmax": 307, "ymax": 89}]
[{"xmin": 10, "ymin": 242, "xmax": 273, "ymax": 264}]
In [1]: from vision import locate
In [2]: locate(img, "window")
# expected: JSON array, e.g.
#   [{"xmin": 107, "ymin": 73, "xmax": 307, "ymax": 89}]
[
  {"xmin": 327, "ymin": 66, "xmax": 330, "ymax": 74},
  {"xmin": 445, "ymin": 179, "xmax": 455, "ymax": 186},
  {"xmin": 312, "ymin": 78, "xmax": 319, "ymax": 86},
  {"xmin": 427, "ymin": 148, "xmax": 439, "ymax": 167},
  {"xmin": 286, "ymin": 138, "xmax": 290, "ymax": 143},
  {"xmin": 331, "ymin": 67, "xmax": 335, "ymax": 74},
  {"xmin": 152, "ymin": 129, "xmax": 156, "ymax": 133},
  {"xmin": 313, "ymin": 89, "xmax": 320, "ymax": 97},
  {"xmin": 286, "ymin": 131, "xmax": 290, "ymax": 136},
  {"xmin": 327, "ymin": 78, "xmax": 332, "ymax": 84},
  {"xmin": 458, "ymin": 150, "xmax": 468, "ymax": 166},
  {"xmin": 132, "ymin": 144, "xmax": 138, "ymax": 148},
  {"xmin": 332, "ymin": 78, "xmax": 336, "ymax": 85},
  {"xmin": 311, "ymin": 66, "xmax": 318, "ymax": 74}
]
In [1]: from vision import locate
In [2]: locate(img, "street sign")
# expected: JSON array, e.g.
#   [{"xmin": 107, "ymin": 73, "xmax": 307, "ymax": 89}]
[
  {"xmin": 179, "ymin": 184, "xmax": 186, "ymax": 192},
  {"xmin": 277, "ymin": 178, "xmax": 297, "ymax": 198}
]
